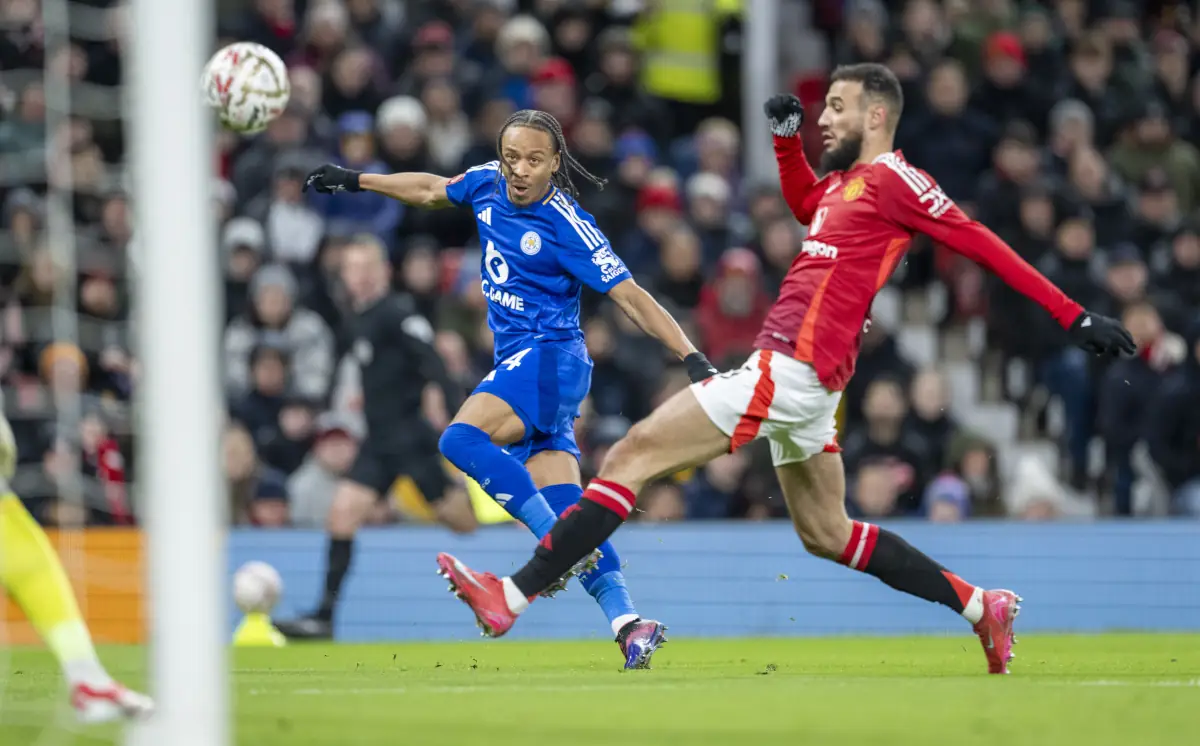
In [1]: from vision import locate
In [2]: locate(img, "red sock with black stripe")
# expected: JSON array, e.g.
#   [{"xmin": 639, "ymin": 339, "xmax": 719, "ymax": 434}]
[
  {"xmin": 838, "ymin": 521, "xmax": 985, "ymax": 624},
  {"xmin": 510, "ymin": 479, "xmax": 634, "ymax": 599}
]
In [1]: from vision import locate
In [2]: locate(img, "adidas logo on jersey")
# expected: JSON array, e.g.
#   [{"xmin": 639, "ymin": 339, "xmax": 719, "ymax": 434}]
[{"xmin": 477, "ymin": 207, "xmax": 492, "ymax": 225}]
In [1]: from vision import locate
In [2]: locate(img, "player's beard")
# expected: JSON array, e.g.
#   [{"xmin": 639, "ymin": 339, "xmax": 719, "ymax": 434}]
[{"xmin": 820, "ymin": 131, "xmax": 864, "ymax": 174}]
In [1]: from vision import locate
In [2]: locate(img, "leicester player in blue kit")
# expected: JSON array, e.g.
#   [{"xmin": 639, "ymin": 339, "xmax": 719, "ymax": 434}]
[{"xmin": 302, "ymin": 109, "xmax": 716, "ymax": 668}]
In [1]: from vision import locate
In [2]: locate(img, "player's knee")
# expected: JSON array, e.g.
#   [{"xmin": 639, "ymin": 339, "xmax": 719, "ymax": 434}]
[
  {"xmin": 438, "ymin": 423, "xmax": 486, "ymax": 469},
  {"xmin": 793, "ymin": 514, "xmax": 852, "ymax": 560},
  {"xmin": 599, "ymin": 424, "xmax": 653, "ymax": 481}
]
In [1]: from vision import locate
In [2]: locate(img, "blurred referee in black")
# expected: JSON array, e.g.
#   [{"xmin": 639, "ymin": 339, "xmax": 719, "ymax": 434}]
[{"xmin": 277, "ymin": 234, "xmax": 477, "ymax": 640}]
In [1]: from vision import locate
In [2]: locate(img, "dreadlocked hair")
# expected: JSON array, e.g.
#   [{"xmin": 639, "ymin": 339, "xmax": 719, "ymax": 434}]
[{"xmin": 494, "ymin": 109, "xmax": 607, "ymax": 198}]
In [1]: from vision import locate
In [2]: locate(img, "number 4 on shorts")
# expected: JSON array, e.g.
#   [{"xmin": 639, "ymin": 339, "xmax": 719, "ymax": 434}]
[{"xmin": 482, "ymin": 347, "xmax": 532, "ymax": 382}]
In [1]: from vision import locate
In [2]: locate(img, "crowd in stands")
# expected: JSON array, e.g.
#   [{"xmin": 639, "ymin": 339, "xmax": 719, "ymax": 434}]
[{"xmin": 1, "ymin": 0, "xmax": 1197, "ymax": 527}]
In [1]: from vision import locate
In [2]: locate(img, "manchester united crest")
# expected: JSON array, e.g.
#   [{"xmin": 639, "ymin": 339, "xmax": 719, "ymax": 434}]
[{"xmin": 843, "ymin": 177, "xmax": 866, "ymax": 201}]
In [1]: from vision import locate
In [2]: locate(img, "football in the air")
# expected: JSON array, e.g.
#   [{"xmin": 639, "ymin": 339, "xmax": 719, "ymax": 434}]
[
  {"xmin": 201, "ymin": 42, "xmax": 290, "ymax": 135},
  {"xmin": 233, "ymin": 561, "xmax": 283, "ymax": 614}
]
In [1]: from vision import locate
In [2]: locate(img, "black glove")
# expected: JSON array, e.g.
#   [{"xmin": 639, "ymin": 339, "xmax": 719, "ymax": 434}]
[
  {"xmin": 303, "ymin": 163, "xmax": 362, "ymax": 194},
  {"xmin": 684, "ymin": 352, "xmax": 718, "ymax": 383},
  {"xmin": 1068, "ymin": 311, "xmax": 1137, "ymax": 357},
  {"xmin": 763, "ymin": 94, "xmax": 804, "ymax": 138}
]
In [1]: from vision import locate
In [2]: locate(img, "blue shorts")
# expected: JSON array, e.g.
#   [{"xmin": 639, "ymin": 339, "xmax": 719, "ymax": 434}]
[{"xmin": 473, "ymin": 339, "xmax": 592, "ymax": 462}]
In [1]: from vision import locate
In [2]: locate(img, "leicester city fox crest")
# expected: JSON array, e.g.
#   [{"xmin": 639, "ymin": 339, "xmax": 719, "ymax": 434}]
[{"xmin": 520, "ymin": 231, "xmax": 542, "ymax": 256}]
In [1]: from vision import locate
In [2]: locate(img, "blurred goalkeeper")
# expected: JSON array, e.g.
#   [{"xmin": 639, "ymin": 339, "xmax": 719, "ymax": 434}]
[
  {"xmin": 435, "ymin": 64, "xmax": 1136, "ymax": 675},
  {"xmin": 0, "ymin": 407, "xmax": 152, "ymax": 721}
]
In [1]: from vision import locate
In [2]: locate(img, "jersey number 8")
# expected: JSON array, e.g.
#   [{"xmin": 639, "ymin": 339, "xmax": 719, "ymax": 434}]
[{"xmin": 485, "ymin": 240, "xmax": 510, "ymax": 285}]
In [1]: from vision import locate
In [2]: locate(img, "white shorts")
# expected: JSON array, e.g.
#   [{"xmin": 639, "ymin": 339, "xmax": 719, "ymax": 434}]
[{"xmin": 691, "ymin": 350, "xmax": 842, "ymax": 466}]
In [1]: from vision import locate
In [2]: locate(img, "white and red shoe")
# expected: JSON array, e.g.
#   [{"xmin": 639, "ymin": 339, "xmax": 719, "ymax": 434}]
[
  {"xmin": 71, "ymin": 680, "xmax": 154, "ymax": 724},
  {"xmin": 436, "ymin": 552, "xmax": 519, "ymax": 638},
  {"xmin": 972, "ymin": 589, "xmax": 1022, "ymax": 674}
]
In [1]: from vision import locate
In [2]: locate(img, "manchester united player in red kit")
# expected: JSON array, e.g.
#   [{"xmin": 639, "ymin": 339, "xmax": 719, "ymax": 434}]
[{"xmin": 435, "ymin": 64, "xmax": 1136, "ymax": 673}]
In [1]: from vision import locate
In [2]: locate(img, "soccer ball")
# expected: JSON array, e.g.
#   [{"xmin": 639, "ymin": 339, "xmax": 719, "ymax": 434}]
[
  {"xmin": 201, "ymin": 42, "xmax": 290, "ymax": 135},
  {"xmin": 233, "ymin": 561, "xmax": 283, "ymax": 614}
]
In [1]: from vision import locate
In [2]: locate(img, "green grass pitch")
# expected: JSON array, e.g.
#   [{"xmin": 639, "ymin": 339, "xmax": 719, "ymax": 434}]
[{"xmin": 1, "ymin": 634, "xmax": 1195, "ymax": 746}]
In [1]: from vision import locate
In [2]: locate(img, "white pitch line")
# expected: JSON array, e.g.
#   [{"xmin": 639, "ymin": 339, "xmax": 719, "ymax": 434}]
[
  {"xmin": 247, "ymin": 681, "xmax": 707, "ymax": 696},
  {"xmin": 242, "ymin": 679, "xmax": 1200, "ymax": 696}
]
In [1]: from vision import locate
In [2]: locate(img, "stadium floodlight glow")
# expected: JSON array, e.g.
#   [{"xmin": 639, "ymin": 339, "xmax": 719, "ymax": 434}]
[{"xmin": 127, "ymin": 0, "xmax": 228, "ymax": 743}]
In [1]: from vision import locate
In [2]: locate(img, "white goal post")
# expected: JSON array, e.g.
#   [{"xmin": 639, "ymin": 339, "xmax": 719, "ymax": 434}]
[{"xmin": 127, "ymin": 0, "xmax": 228, "ymax": 743}]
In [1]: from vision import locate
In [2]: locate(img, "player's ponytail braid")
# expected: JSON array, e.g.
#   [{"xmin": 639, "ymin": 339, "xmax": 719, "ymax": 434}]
[{"xmin": 495, "ymin": 109, "xmax": 607, "ymax": 198}]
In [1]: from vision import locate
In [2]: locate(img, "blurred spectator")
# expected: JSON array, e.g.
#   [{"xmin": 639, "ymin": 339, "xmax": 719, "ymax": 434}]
[
  {"xmin": 945, "ymin": 432, "xmax": 1002, "ymax": 514},
  {"xmin": 260, "ymin": 394, "xmax": 320, "ymax": 476},
  {"xmin": 225, "ymin": 420, "xmax": 290, "ymax": 527},
  {"xmin": 231, "ymin": 106, "xmax": 323, "ymax": 206},
  {"xmin": 222, "ymin": 217, "xmax": 268, "ymax": 324},
  {"xmin": 653, "ymin": 225, "xmax": 705, "ymax": 311},
  {"xmin": 245, "ymin": 157, "xmax": 326, "ymax": 269},
  {"xmin": 531, "ymin": 57, "xmax": 578, "ymax": 133},
  {"xmin": 923, "ymin": 473, "xmax": 970, "ymax": 522},
  {"xmin": 309, "ymin": 111, "xmax": 403, "ymax": 248},
  {"xmin": 375, "ymin": 95, "xmax": 433, "ymax": 174},
  {"xmin": 288, "ymin": 411, "xmax": 365, "ymax": 528},
  {"xmin": 621, "ymin": 183, "xmax": 683, "ymax": 275},
  {"xmin": 683, "ymin": 451, "xmax": 750, "ymax": 520},
  {"xmin": 1045, "ymin": 99, "xmax": 1095, "ymax": 177},
  {"xmin": 420, "ymin": 77, "xmax": 472, "ymax": 172},
  {"xmin": 585, "ymin": 27, "xmax": 670, "ymax": 145},
  {"xmin": 695, "ymin": 248, "xmax": 770, "ymax": 368},
  {"xmin": 686, "ymin": 172, "xmax": 735, "ymax": 263},
  {"xmin": 1150, "ymin": 218, "xmax": 1200, "ymax": 320},
  {"xmin": 1035, "ymin": 201, "xmax": 1104, "ymax": 486},
  {"xmin": 1145, "ymin": 315, "xmax": 1200, "ymax": 516},
  {"xmin": 1107, "ymin": 100, "xmax": 1200, "ymax": 214},
  {"xmin": 1098, "ymin": 302, "xmax": 1182, "ymax": 514},
  {"xmin": 975, "ymin": 121, "xmax": 1044, "ymax": 241},
  {"xmin": 1130, "ymin": 167, "xmax": 1181, "ymax": 252},
  {"xmin": 322, "ymin": 45, "xmax": 384, "ymax": 121},
  {"xmin": 900, "ymin": 58, "xmax": 996, "ymax": 202},
  {"xmin": 637, "ymin": 479, "xmax": 687, "ymax": 523},
  {"xmin": 843, "ymin": 378, "xmax": 932, "ymax": 516},
  {"xmin": 843, "ymin": 321, "xmax": 915, "ymax": 431},
  {"xmin": 905, "ymin": 369, "xmax": 958, "ymax": 472},
  {"xmin": 224, "ymin": 264, "xmax": 335, "ymax": 401},
  {"xmin": 834, "ymin": 0, "xmax": 888, "ymax": 67},
  {"xmin": 346, "ymin": 0, "xmax": 403, "ymax": 74},
  {"xmin": 585, "ymin": 316, "xmax": 653, "ymax": 421},
  {"xmin": 1062, "ymin": 31, "xmax": 1124, "ymax": 147},
  {"xmin": 757, "ymin": 216, "xmax": 801, "ymax": 294},
  {"xmin": 1066, "ymin": 145, "xmax": 1132, "ymax": 245},
  {"xmin": 485, "ymin": 14, "xmax": 549, "ymax": 111}
]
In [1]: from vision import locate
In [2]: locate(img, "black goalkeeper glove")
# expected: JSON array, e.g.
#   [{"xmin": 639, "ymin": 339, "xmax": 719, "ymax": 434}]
[
  {"xmin": 1068, "ymin": 310, "xmax": 1137, "ymax": 357},
  {"xmin": 303, "ymin": 163, "xmax": 362, "ymax": 194},
  {"xmin": 684, "ymin": 352, "xmax": 718, "ymax": 383},
  {"xmin": 763, "ymin": 93, "xmax": 804, "ymax": 138}
]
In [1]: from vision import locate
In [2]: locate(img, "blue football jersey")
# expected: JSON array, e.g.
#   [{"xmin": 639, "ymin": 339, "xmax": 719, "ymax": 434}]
[{"xmin": 445, "ymin": 161, "xmax": 631, "ymax": 356}]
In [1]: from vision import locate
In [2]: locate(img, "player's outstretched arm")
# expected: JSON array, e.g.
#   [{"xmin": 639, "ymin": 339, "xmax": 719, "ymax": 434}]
[
  {"xmin": 764, "ymin": 94, "xmax": 824, "ymax": 226},
  {"xmin": 608, "ymin": 279, "xmax": 717, "ymax": 382},
  {"xmin": 303, "ymin": 164, "xmax": 453, "ymax": 209},
  {"xmin": 876, "ymin": 160, "xmax": 1136, "ymax": 358}
]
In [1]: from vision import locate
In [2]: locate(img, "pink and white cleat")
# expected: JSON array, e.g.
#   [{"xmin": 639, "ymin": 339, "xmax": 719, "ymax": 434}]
[
  {"xmin": 972, "ymin": 589, "xmax": 1022, "ymax": 674},
  {"xmin": 71, "ymin": 680, "xmax": 154, "ymax": 724},
  {"xmin": 436, "ymin": 552, "xmax": 519, "ymax": 638}
]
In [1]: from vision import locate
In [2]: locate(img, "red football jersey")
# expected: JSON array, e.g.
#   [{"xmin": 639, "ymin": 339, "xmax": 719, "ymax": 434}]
[{"xmin": 757, "ymin": 136, "xmax": 1083, "ymax": 391}]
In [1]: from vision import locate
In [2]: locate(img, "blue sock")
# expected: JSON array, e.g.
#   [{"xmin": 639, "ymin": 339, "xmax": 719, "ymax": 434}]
[
  {"xmin": 438, "ymin": 423, "xmax": 556, "ymax": 534},
  {"xmin": 542, "ymin": 483, "xmax": 638, "ymax": 632}
]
